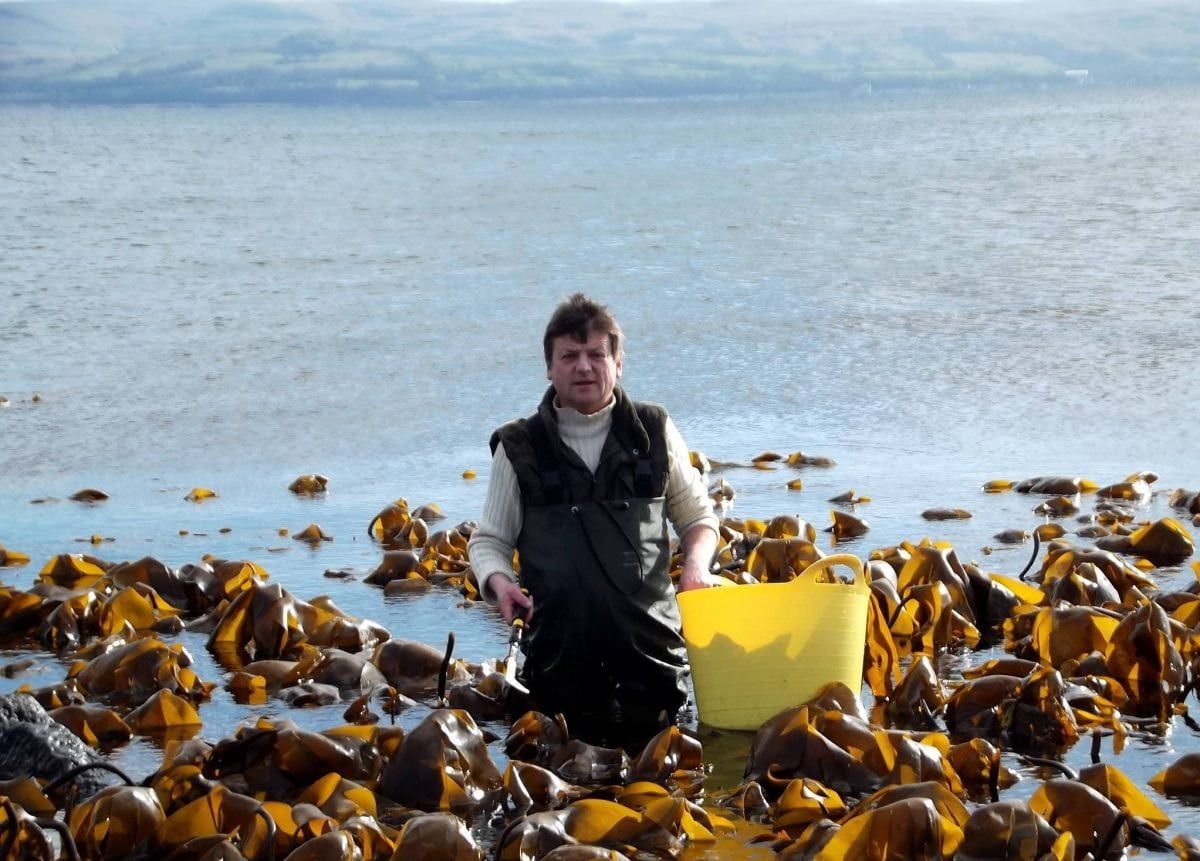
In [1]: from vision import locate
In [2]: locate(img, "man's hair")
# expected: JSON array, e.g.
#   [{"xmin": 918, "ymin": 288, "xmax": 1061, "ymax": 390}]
[{"xmin": 543, "ymin": 293, "xmax": 624, "ymax": 366}]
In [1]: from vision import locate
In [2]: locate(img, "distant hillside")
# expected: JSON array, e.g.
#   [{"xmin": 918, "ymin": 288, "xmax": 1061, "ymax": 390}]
[{"xmin": 2, "ymin": 0, "xmax": 1197, "ymax": 103}]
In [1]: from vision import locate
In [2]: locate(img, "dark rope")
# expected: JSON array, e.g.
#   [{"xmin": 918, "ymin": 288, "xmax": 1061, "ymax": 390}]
[
  {"xmin": 438, "ymin": 631, "xmax": 455, "ymax": 707},
  {"xmin": 1094, "ymin": 811, "xmax": 1128, "ymax": 861},
  {"xmin": 1017, "ymin": 530, "xmax": 1041, "ymax": 581},
  {"xmin": 988, "ymin": 748, "xmax": 1002, "ymax": 804},
  {"xmin": 42, "ymin": 761, "xmax": 135, "ymax": 795},
  {"xmin": 239, "ymin": 802, "xmax": 278, "ymax": 861},
  {"xmin": 34, "ymin": 817, "xmax": 81, "ymax": 861},
  {"xmin": 1019, "ymin": 754, "xmax": 1078, "ymax": 781}
]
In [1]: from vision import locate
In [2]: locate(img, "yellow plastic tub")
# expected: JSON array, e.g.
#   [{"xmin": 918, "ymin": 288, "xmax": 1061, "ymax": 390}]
[{"xmin": 678, "ymin": 553, "xmax": 869, "ymax": 730}]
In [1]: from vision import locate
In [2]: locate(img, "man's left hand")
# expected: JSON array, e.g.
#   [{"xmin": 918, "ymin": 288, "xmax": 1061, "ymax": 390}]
[
  {"xmin": 675, "ymin": 523, "xmax": 720, "ymax": 592},
  {"xmin": 677, "ymin": 566, "xmax": 728, "ymax": 592},
  {"xmin": 676, "ymin": 569, "xmax": 712, "ymax": 592}
]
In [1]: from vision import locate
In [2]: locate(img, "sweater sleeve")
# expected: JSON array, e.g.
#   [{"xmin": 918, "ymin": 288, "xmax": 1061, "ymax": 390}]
[
  {"xmin": 663, "ymin": 416, "xmax": 720, "ymax": 538},
  {"xmin": 467, "ymin": 442, "xmax": 523, "ymax": 602}
]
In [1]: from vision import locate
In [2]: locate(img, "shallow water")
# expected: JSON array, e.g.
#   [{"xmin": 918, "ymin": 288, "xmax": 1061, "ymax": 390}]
[{"xmin": 2, "ymin": 86, "xmax": 1200, "ymax": 846}]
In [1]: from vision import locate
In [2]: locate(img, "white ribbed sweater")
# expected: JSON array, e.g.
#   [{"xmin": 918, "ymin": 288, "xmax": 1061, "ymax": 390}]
[{"xmin": 467, "ymin": 398, "xmax": 718, "ymax": 601}]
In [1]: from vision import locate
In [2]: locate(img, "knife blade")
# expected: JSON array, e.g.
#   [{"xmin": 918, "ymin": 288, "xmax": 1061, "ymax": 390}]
[{"xmin": 502, "ymin": 615, "xmax": 530, "ymax": 695}]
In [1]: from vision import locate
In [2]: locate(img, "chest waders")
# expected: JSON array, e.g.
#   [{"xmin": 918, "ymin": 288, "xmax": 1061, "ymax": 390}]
[{"xmin": 491, "ymin": 387, "xmax": 689, "ymax": 732}]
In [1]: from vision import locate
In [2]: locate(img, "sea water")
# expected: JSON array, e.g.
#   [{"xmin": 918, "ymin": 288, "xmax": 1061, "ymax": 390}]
[{"xmin": 2, "ymin": 86, "xmax": 1200, "ymax": 839}]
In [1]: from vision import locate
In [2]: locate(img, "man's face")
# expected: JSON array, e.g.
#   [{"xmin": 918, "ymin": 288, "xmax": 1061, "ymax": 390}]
[{"xmin": 546, "ymin": 328, "xmax": 622, "ymax": 415}]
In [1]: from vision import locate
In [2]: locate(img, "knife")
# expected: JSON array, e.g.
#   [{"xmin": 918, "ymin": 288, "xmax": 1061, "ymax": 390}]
[{"xmin": 502, "ymin": 614, "xmax": 530, "ymax": 695}]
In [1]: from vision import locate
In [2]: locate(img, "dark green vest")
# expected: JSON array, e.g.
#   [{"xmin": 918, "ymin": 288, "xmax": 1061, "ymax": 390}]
[{"xmin": 490, "ymin": 386, "xmax": 689, "ymax": 717}]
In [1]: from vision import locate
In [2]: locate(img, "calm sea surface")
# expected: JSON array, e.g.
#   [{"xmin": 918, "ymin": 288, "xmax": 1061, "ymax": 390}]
[{"xmin": 2, "ymin": 86, "xmax": 1200, "ymax": 845}]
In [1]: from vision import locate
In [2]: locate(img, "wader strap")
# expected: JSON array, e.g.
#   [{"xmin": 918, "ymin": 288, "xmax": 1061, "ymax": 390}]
[
  {"xmin": 526, "ymin": 414, "xmax": 565, "ymax": 505},
  {"xmin": 634, "ymin": 455, "xmax": 655, "ymax": 499}
]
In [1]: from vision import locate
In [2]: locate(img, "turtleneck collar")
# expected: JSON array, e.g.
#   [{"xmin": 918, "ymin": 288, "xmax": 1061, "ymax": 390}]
[{"xmin": 553, "ymin": 394, "xmax": 615, "ymax": 439}]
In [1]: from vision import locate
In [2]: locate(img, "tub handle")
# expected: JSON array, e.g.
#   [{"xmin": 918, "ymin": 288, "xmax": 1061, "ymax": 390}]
[{"xmin": 794, "ymin": 553, "xmax": 868, "ymax": 591}]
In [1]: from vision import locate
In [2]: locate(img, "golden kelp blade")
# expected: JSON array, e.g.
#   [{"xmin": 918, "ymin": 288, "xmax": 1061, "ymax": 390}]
[
  {"xmin": 786, "ymin": 452, "xmax": 836, "ymax": 467},
  {"xmin": 0, "ymin": 777, "xmax": 57, "ymax": 816},
  {"xmin": 744, "ymin": 537, "xmax": 823, "ymax": 583},
  {"xmin": 640, "ymin": 795, "xmax": 717, "ymax": 843},
  {"xmin": 886, "ymin": 656, "xmax": 946, "ymax": 726},
  {"xmin": 69, "ymin": 785, "xmax": 165, "ymax": 859},
  {"xmin": 1077, "ymin": 763, "xmax": 1170, "ymax": 830},
  {"xmin": 259, "ymin": 799, "xmax": 336, "ymax": 857},
  {"xmin": 210, "ymin": 559, "xmax": 271, "ymax": 600},
  {"xmin": 1014, "ymin": 476, "xmax": 1088, "ymax": 495},
  {"xmin": 392, "ymin": 812, "xmax": 481, "ymax": 860},
  {"xmin": 1028, "ymin": 779, "xmax": 1124, "ymax": 859},
  {"xmin": 1034, "ymin": 523, "xmax": 1065, "ymax": 541},
  {"xmin": 294, "ymin": 523, "xmax": 333, "ymax": 543},
  {"xmin": 1126, "ymin": 517, "xmax": 1194, "ymax": 565},
  {"xmin": 989, "ymin": 574, "xmax": 1044, "ymax": 606},
  {"xmin": 958, "ymin": 802, "xmax": 1061, "ymax": 860},
  {"xmin": 503, "ymin": 760, "xmax": 582, "ymax": 811},
  {"xmin": 227, "ymin": 672, "xmax": 267, "ymax": 705},
  {"xmin": 207, "ymin": 580, "xmax": 306, "ymax": 662},
  {"xmin": 628, "ymin": 726, "xmax": 703, "ymax": 784},
  {"xmin": 744, "ymin": 707, "xmax": 880, "ymax": 795},
  {"xmin": 1096, "ymin": 479, "xmax": 1152, "ymax": 503},
  {"xmin": 763, "ymin": 515, "xmax": 810, "ymax": 540},
  {"xmin": 369, "ymin": 498, "xmax": 411, "ymax": 541},
  {"xmin": 846, "ymin": 782, "xmax": 969, "ymax": 832},
  {"xmin": 1030, "ymin": 606, "xmax": 1118, "ymax": 667},
  {"xmin": 0, "ymin": 542, "xmax": 32, "ymax": 566},
  {"xmin": 159, "ymin": 785, "xmax": 272, "ymax": 859},
  {"xmin": 863, "ymin": 732, "xmax": 965, "ymax": 797},
  {"xmin": 920, "ymin": 508, "xmax": 972, "ymax": 521},
  {"xmin": 528, "ymin": 799, "xmax": 673, "ymax": 852},
  {"xmin": 772, "ymin": 778, "xmax": 846, "ymax": 834},
  {"xmin": 297, "ymin": 773, "xmax": 380, "ymax": 819},
  {"xmin": 1105, "ymin": 600, "xmax": 1186, "ymax": 714},
  {"xmin": 49, "ymin": 704, "xmax": 133, "ymax": 748},
  {"xmin": 1150, "ymin": 752, "xmax": 1200, "ymax": 795},
  {"xmin": 378, "ymin": 708, "xmax": 501, "ymax": 812},
  {"xmin": 811, "ymin": 797, "xmax": 963, "ymax": 860},
  {"xmin": 412, "ymin": 503, "xmax": 446, "ymax": 522},
  {"xmin": 289, "ymin": 474, "xmax": 329, "ymax": 495},
  {"xmin": 126, "ymin": 689, "xmax": 203, "ymax": 733},
  {"xmin": 75, "ymin": 637, "xmax": 210, "ymax": 701},
  {"xmin": 1033, "ymin": 495, "xmax": 1079, "ymax": 517},
  {"xmin": 38, "ymin": 553, "xmax": 108, "ymax": 589},
  {"xmin": 98, "ymin": 585, "xmax": 181, "ymax": 635},
  {"xmin": 863, "ymin": 593, "xmax": 901, "ymax": 698},
  {"xmin": 827, "ymin": 510, "xmax": 869, "ymax": 539},
  {"xmin": 278, "ymin": 830, "xmax": 358, "ymax": 861}
]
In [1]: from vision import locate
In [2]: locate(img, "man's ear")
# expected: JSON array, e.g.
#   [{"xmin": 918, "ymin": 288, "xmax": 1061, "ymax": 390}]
[{"xmin": 615, "ymin": 355, "xmax": 623, "ymax": 378}]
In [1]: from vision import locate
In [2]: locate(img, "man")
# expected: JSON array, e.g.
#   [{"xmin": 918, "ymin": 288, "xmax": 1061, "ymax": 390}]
[{"xmin": 468, "ymin": 293, "xmax": 719, "ymax": 740}]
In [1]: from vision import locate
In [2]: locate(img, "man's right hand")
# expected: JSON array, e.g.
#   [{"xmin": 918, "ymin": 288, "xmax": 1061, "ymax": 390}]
[{"xmin": 491, "ymin": 576, "xmax": 534, "ymax": 624}]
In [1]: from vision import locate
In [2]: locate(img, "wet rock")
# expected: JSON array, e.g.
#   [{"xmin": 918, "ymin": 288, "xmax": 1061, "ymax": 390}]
[{"xmin": 0, "ymin": 693, "xmax": 113, "ymax": 796}]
